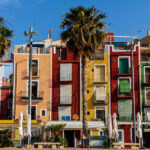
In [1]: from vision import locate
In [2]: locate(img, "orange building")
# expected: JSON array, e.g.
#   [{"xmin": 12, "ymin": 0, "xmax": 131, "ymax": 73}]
[{"xmin": 12, "ymin": 39, "xmax": 52, "ymax": 124}]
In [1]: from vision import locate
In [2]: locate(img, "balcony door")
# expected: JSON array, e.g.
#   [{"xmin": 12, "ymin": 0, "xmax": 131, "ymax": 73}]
[{"xmin": 27, "ymin": 105, "xmax": 37, "ymax": 120}]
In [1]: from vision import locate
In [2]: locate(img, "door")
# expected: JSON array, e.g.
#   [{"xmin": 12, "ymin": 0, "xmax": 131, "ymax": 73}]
[
  {"xmin": 31, "ymin": 106, "xmax": 36, "ymax": 120},
  {"xmin": 64, "ymin": 130, "xmax": 74, "ymax": 147}
]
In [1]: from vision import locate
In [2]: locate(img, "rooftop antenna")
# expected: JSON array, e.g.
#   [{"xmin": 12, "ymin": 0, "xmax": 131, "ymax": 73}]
[{"xmin": 49, "ymin": 27, "xmax": 55, "ymax": 40}]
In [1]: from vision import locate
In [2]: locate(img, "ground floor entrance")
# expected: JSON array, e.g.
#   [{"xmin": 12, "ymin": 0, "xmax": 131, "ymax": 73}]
[{"xmin": 64, "ymin": 130, "xmax": 81, "ymax": 147}]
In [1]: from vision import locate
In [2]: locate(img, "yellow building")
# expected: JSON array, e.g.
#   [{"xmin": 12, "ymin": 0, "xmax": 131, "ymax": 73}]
[{"xmin": 81, "ymin": 47, "xmax": 109, "ymax": 136}]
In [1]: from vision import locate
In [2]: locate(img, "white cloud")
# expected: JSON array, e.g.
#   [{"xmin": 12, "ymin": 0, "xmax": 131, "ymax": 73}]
[{"xmin": 0, "ymin": 0, "xmax": 21, "ymax": 6}]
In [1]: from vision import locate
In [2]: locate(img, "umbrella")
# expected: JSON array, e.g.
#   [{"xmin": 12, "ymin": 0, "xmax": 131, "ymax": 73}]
[
  {"xmin": 18, "ymin": 112, "xmax": 23, "ymax": 136},
  {"xmin": 26, "ymin": 114, "xmax": 31, "ymax": 137},
  {"xmin": 113, "ymin": 113, "xmax": 119, "ymax": 139},
  {"xmin": 136, "ymin": 113, "xmax": 142, "ymax": 139},
  {"xmin": 108, "ymin": 114, "xmax": 113, "ymax": 139}
]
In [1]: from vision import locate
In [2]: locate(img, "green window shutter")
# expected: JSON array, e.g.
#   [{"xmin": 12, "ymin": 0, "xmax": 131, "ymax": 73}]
[
  {"xmin": 119, "ymin": 58, "xmax": 129, "ymax": 74},
  {"xmin": 119, "ymin": 100, "xmax": 132, "ymax": 120},
  {"xmin": 119, "ymin": 79, "xmax": 130, "ymax": 93}
]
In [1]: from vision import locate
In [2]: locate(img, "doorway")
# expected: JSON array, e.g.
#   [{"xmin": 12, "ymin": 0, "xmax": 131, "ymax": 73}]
[{"xmin": 64, "ymin": 130, "xmax": 74, "ymax": 147}]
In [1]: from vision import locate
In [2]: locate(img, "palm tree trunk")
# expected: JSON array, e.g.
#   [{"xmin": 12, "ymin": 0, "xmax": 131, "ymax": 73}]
[{"xmin": 82, "ymin": 55, "xmax": 88, "ymax": 140}]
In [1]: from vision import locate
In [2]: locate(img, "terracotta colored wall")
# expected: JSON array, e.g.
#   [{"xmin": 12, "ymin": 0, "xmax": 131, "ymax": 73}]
[
  {"xmin": 52, "ymin": 48, "xmax": 80, "ymax": 120},
  {"xmin": 14, "ymin": 52, "xmax": 52, "ymax": 123}
]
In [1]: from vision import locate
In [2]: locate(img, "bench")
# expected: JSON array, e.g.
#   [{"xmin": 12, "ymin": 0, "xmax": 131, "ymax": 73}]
[
  {"xmin": 114, "ymin": 142, "xmax": 140, "ymax": 149},
  {"xmin": 33, "ymin": 142, "xmax": 61, "ymax": 149}
]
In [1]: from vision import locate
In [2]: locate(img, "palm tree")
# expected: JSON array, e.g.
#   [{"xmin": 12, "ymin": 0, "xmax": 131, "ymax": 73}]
[
  {"xmin": 0, "ymin": 17, "xmax": 13, "ymax": 59},
  {"xmin": 60, "ymin": 6, "xmax": 106, "ymax": 143}
]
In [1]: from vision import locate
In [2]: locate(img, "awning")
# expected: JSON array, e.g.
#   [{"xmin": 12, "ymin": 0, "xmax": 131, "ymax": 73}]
[{"xmin": 46, "ymin": 121, "xmax": 105, "ymax": 130}]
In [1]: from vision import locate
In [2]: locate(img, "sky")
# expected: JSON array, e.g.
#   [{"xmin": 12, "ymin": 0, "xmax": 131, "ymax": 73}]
[{"xmin": 0, "ymin": 0, "xmax": 150, "ymax": 55}]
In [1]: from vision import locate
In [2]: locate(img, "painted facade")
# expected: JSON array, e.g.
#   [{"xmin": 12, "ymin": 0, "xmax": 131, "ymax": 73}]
[
  {"xmin": 81, "ymin": 47, "xmax": 109, "ymax": 137},
  {"xmin": 109, "ymin": 41, "xmax": 140, "ymax": 144},
  {"xmin": 0, "ymin": 61, "xmax": 13, "ymax": 119},
  {"xmin": 13, "ymin": 39, "xmax": 52, "ymax": 124}
]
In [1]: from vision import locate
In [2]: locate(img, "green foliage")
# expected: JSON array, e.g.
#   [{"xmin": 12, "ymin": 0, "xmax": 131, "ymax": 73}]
[
  {"xmin": 46, "ymin": 124, "xmax": 66, "ymax": 146},
  {"xmin": 0, "ymin": 17, "xmax": 13, "ymax": 59},
  {"xmin": 60, "ymin": 6, "xmax": 106, "ymax": 58},
  {"xmin": 0, "ymin": 129, "xmax": 14, "ymax": 147}
]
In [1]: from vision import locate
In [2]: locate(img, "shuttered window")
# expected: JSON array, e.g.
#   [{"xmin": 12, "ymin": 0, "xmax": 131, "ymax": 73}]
[
  {"xmin": 119, "ymin": 100, "xmax": 132, "ymax": 120},
  {"xmin": 119, "ymin": 58, "xmax": 129, "ymax": 74},
  {"xmin": 119, "ymin": 79, "xmax": 130, "ymax": 93},
  {"xmin": 95, "ymin": 65, "xmax": 105, "ymax": 82},
  {"xmin": 95, "ymin": 86, "xmax": 106, "ymax": 101},
  {"xmin": 60, "ymin": 85, "xmax": 72, "ymax": 104},
  {"xmin": 60, "ymin": 64, "xmax": 72, "ymax": 81},
  {"xmin": 58, "ymin": 106, "xmax": 71, "ymax": 121}
]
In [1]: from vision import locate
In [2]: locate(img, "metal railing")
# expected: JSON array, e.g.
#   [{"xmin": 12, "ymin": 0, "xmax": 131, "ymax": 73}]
[{"xmin": 20, "ymin": 91, "xmax": 44, "ymax": 101}]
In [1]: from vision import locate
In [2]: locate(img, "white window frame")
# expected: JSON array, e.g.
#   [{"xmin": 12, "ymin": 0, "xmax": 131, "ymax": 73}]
[
  {"xmin": 26, "ymin": 105, "xmax": 37, "ymax": 120},
  {"xmin": 118, "ymin": 129, "xmax": 124, "ymax": 143},
  {"xmin": 94, "ymin": 84, "xmax": 106, "ymax": 101},
  {"xmin": 144, "ymin": 66, "xmax": 150, "ymax": 83},
  {"xmin": 26, "ymin": 80, "xmax": 39, "ymax": 97},
  {"xmin": 118, "ymin": 77, "xmax": 131, "ymax": 95},
  {"xmin": 118, "ymin": 56, "xmax": 130, "ymax": 68},
  {"xmin": 40, "ymin": 109, "xmax": 47, "ymax": 117},
  {"xmin": 94, "ymin": 64, "xmax": 106, "ymax": 82},
  {"xmin": 58, "ymin": 106, "xmax": 71, "ymax": 121},
  {"xmin": 27, "ymin": 58, "xmax": 39, "ymax": 77},
  {"xmin": 94, "ymin": 106, "xmax": 107, "ymax": 121}
]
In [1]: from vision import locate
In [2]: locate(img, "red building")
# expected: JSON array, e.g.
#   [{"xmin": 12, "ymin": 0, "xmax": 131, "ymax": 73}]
[
  {"xmin": 108, "ymin": 40, "xmax": 140, "ymax": 144},
  {"xmin": 50, "ymin": 40, "xmax": 81, "ymax": 147}
]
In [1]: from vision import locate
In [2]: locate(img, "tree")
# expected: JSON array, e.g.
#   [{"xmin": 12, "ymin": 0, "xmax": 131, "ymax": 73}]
[
  {"xmin": 0, "ymin": 17, "xmax": 13, "ymax": 59},
  {"xmin": 46, "ymin": 124, "xmax": 66, "ymax": 146},
  {"xmin": 60, "ymin": 6, "xmax": 106, "ymax": 143}
]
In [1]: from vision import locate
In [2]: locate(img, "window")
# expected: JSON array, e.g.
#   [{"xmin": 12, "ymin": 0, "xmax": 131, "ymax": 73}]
[
  {"xmin": 95, "ymin": 85, "xmax": 106, "ymax": 101},
  {"xmin": 40, "ymin": 109, "xmax": 46, "ymax": 117},
  {"xmin": 27, "ymin": 105, "xmax": 37, "ymax": 120},
  {"xmin": 118, "ymin": 130, "xmax": 124, "ymax": 143},
  {"xmin": 141, "ymin": 54, "xmax": 150, "ymax": 61},
  {"xmin": 119, "ymin": 78, "xmax": 130, "ymax": 96},
  {"xmin": 145, "ymin": 67, "xmax": 150, "ymax": 83},
  {"xmin": 146, "ymin": 88, "xmax": 150, "ymax": 105},
  {"xmin": 60, "ymin": 85, "xmax": 72, "ymax": 104},
  {"xmin": 27, "ymin": 59, "xmax": 39, "ymax": 77},
  {"xmin": 32, "ymin": 60, "xmax": 39, "ymax": 76},
  {"xmin": 145, "ymin": 108, "xmax": 150, "ymax": 121},
  {"xmin": 57, "ymin": 48, "xmax": 67, "ymax": 60},
  {"xmin": 119, "ymin": 58, "xmax": 129, "ymax": 74},
  {"xmin": 58, "ymin": 106, "xmax": 71, "ymax": 121},
  {"xmin": 119, "ymin": 100, "xmax": 132, "ymax": 120},
  {"xmin": 60, "ymin": 64, "xmax": 72, "ymax": 81},
  {"xmin": 95, "ymin": 107, "xmax": 105, "ymax": 122},
  {"xmin": 27, "ymin": 81, "xmax": 38, "ymax": 99},
  {"xmin": 94, "ymin": 65, "xmax": 105, "ymax": 82}
]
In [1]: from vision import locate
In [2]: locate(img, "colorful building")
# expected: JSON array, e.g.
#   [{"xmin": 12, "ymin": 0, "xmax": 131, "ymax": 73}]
[
  {"xmin": 140, "ymin": 30, "xmax": 150, "ymax": 147},
  {"xmin": 108, "ymin": 39, "xmax": 140, "ymax": 144},
  {"xmin": 12, "ymin": 39, "xmax": 52, "ymax": 143},
  {"xmin": 0, "ymin": 60, "xmax": 13, "ymax": 119}
]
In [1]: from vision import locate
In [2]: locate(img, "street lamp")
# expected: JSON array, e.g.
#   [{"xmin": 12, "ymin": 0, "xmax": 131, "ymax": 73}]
[{"xmin": 24, "ymin": 27, "xmax": 38, "ymax": 145}]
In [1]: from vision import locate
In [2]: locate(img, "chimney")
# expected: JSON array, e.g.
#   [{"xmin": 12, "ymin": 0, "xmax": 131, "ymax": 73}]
[
  {"xmin": 147, "ymin": 30, "xmax": 150, "ymax": 36},
  {"xmin": 107, "ymin": 32, "xmax": 114, "ymax": 42}
]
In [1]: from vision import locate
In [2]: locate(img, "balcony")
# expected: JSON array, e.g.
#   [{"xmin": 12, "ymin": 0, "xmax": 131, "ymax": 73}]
[
  {"xmin": 23, "ymin": 69, "xmax": 40, "ymax": 78},
  {"xmin": 94, "ymin": 96, "xmax": 107, "ymax": 105},
  {"xmin": 20, "ymin": 91, "xmax": 44, "ymax": 102}
]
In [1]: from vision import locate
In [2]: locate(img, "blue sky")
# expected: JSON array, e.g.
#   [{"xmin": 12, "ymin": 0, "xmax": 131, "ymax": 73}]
[{"xmin": 0, "ymin": 0, "xmax": 150, "ymax": 54}]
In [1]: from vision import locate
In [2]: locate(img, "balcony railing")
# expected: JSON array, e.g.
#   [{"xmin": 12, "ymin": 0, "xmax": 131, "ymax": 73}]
[
  {"xmin": 60, "ymin": 96, "xmax": 72, "ymax": 104},
  {"xmin": 94, "ymin": 95, "xmax": 107, "ymax": 105},
  {"xmin": 23, "ymin": 70, "xmax": 40, "ymax": 78},
  {"xmin": 20, "ymin": 91, "xmax": 44, "ymax": 101},
  {"xmin": 118, "ymin": 114, "xmax": 132, "ymax": 121}
]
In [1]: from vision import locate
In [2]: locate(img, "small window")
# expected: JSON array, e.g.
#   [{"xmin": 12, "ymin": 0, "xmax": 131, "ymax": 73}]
[
  {"xmin": 95, "ymin": 107, "xmax": 105, "ymax": 122},
  {"xmin": 119, "ymin": 100, "xmax": 132, "ymax": 120},
  {"xmin": 40, "ymin": 109, "xmax": 46, "ymax": 117},
  {"xmin": 119, "ymin": 78, "xmax": 130, "ymax": 96},
  {"xmin": 119, "ymin": 58, "xmax": 129, "ymax": 74},
  {"xmin": 32, "ymin": 60, "xmax": 39, "ymax": 76},
  {"xmin": 27, "ymin": 81, "xmax": 38, "ymax": 99},
  {"xmin": 93, "ymin": 49, "xmax": 104, "ymax": 60}
]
